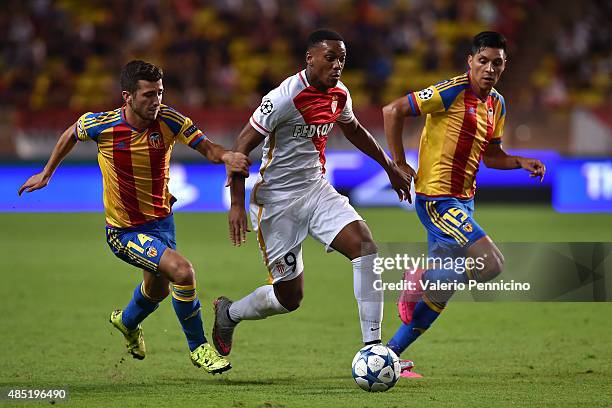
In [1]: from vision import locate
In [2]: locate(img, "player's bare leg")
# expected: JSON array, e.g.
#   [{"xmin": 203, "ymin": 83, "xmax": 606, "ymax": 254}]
[
  {"xmin": 142, "ymin": 270, "xmax": 170, "ymax": 301},
  {"xmin": 330, "ymin": 220, "xmax": 383, "ymax": 345},
  {"xmin": 465, "ymin": 236, "xmax": 504, "ymax": 283}
]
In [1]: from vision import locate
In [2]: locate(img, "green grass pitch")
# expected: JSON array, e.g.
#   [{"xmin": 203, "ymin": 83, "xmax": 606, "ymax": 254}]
[{"xmin": 1, "ymin": 205, "xmax": 611, "ymax": 407}]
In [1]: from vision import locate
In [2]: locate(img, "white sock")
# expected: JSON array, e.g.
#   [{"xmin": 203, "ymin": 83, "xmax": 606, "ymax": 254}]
[
  {"xmin": 228, "ymin": 285, "xmax": 289, "ymax": 323},
  {"xmin": 352, "ymin": 254, "xmax": 384, "ymax": 343}
]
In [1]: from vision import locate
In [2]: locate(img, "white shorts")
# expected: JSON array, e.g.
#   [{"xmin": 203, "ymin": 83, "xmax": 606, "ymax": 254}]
[{"xmin": 249, "ymin": 178, "xmax": 363, "ymax": 283}]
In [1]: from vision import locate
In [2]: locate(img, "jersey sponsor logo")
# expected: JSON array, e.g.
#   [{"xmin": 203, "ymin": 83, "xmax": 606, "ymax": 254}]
[
  {"xmin": 148, "ymin": 132, "xmax": 163, "ymax": 149},
  {"xmin": 331, "ymin": 95, "xmax": 338, "ymax": 113},
  {"xmin": 417, "ymin": 87, "xmax": 434, "ymax": 100},
  {"xmin": 260, "ymin": 99, "xmax": 274, "ymax": 115},
  {"xmin": 292, "ymin": 123, "xmax": 334, "ymax": 139},
  {"xmin": 183, "ymin": 124, "xmax": 197, "ymax": 137}
]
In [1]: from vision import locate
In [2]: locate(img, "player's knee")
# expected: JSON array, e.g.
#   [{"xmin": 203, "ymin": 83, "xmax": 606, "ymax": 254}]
[
  {"xmin": 360, "ymin": 239, "xmax": 378, "ymax": 257},
  {"xmin": 171, "ymin": 259, "xmax": 196, "ymax": 285},
  {"xmin": 479, "ymin": 252, "xmax": 504, "ymax": 282},
  {"xmin": 346, "ymin": 238, "xmax": 378, "ymax": 260}
]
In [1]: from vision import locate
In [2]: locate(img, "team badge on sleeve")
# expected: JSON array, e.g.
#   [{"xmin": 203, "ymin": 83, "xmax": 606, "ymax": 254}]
[
  {"xmin": 260, "ymin": 99, "xmax": 274, "ymax": 115},
  {"xmin": 183, "ymin": 124, "xmax": 197, "ymax": 137},
  {"xmin": 76, "ymin": 118, "xmax": 87, "ymax": 140},
  {"xmin": 77, "ymin": 120, "xmax": 84, "ymax": 134},
  {"xmin": 417, "ymin": 87, "xmax": 434, "ymax": 101}
]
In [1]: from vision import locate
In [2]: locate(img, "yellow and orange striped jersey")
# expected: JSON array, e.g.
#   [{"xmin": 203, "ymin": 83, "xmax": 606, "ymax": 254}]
[
  {"xmin": 407, "ymin": 72, "xmax": 506, "ymax": 199},
  {"xmin": 75, "ymin": 105, "xmax": 206, "ymax": 228}
]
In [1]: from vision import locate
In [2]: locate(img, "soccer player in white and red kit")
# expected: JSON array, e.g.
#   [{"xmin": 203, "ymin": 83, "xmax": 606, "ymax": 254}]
[{"xmin": 211, "ymin": 30, "xmax": 412, "ymax": 357}]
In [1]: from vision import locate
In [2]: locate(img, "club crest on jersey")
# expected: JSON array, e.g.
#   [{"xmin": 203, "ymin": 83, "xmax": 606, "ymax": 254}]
[
  {"xmin": 146, "ymin": 247, "xmax": 158, "ymax": 258},
  {"xmin": 274, "ymin": 259, "xmax": 286, "ymax": 276},
  {"xmin": 462, "ymin": 222, "xmax": 473, "ymax": 233},
  {"xmin": 418, "ymin": 87, "xmax": 434, "ymax": 100},
  {"xmin": 331, "ymin": 95, "xmax": 338, "ymax": 113},
  {"xmin": 260, "ymin": 99, "xmax": 273, "ymax": 115},
  {"xmin": 148, "ymin": 132, "xmax": 162, "ymax": 148},
  {"xmin": 293, "ymin": 123, "xmax": 334, "ymax": 139}
]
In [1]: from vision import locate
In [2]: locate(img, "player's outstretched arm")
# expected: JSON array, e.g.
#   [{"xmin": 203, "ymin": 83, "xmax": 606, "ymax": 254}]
[
  {"xmin": 483, "ymin": 143, "xmax": 546, "ymax": 182},
  {"xmin": 228, "ymin": 124, "xmax": 266, "ymax": 246},
  {"xmin": 195, "ymin": 139, "xmax": 251, "ymax": 177},
  {"xmin": 337, "ymin": 118, "xmax": 413, "ymax": 202},
  {"xmin": 18, "ymin": 123, "xmax": 78, "ymax": 196}
]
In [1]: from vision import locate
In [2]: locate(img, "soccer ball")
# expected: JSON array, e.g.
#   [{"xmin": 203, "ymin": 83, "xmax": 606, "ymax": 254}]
[{"xmin": 351, "ymin": 344, "xmax": 401, "ymax": 392}]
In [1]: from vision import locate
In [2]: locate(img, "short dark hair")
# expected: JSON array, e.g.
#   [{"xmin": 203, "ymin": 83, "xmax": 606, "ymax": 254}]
[
  {"xmin": 307, "ymin": 29, "xmax": 344, "ymax": 50},
  {"xmin": 120, "ymin": 60, "xmax": 163, "ymax": 93},
  {"xmin": 470, "ymin": 31, "xmax": 507, "ymax": 56}
]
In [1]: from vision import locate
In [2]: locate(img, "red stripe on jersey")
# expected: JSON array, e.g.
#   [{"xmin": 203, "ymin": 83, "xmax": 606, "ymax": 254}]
[
  {"xmin": 312, "ymin": 135, "xmax": 328, "ymax": 173},
  {"xmin": 485, "ymin": 96, "xmax": 495, "ymax": 141},
  {"xmin": 147, "ymin": 122, "xmax": 167, "ymax": 217},
  {"xmin": 469, "ymin": 96, "xmax": 496, "ymax": 197},
  {"xmin": 298, "ymin": 71, "xmax": 308, "ymax": 87},
  {"xmin": 250, "ymin": 116, "xmax": 271, "ymax": 134},
  {"xmin": 408, "ymin": 93, "xmax": 421, "ymax": 116},
  {"xmin": 293, "ymin": 86, "xmax": 348, "ymax": 174},
  {"xmin": 112, "ymin": 124, "xmax": 146, "ymax": 225},
  {"xmin": 450, "ymin": 91, "xmax": 478, "ymax": 195}
]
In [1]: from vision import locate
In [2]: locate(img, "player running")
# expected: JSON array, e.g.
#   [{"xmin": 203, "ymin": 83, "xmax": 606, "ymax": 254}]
[
  {"xmin": 382, "ymin": 32, "xmax": 546, "ymax": 377},
  {"xmin": 212, "ymin": 30, "xmax": 412, "ymax": 357},
  {"xmin": 18, "ymin": 60, "xmax": 250, "ymax": 374}
]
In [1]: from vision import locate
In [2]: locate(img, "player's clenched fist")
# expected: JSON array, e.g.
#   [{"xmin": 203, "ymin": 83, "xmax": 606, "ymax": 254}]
[{"xmin": 223, "ymin": 151, "xmax": 251, "ymax": 177}]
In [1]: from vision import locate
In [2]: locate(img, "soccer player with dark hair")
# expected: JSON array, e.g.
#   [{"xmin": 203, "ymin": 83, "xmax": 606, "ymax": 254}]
[
  {"xmin": 18, "ymin": 59, "xmax": 251, "ymax": 374},
  {"xmin": 211, "ymin": 29, "xmax": 412, "ymax": 358},
  {"xmin": 382, "ymin": 31, "xmax": 546, "ymax": 377}
]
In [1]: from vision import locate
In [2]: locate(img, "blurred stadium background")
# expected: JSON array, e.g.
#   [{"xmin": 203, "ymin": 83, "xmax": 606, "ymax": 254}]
[{"xmin": 1, "ymin": 0, "xmax": 610, "ymax": 213}]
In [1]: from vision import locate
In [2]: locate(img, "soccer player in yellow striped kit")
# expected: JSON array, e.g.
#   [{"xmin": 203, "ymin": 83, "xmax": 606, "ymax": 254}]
[
  {"xmin": 382, "ymin": 32, "xmax": 546, "ymax": 377},
  {"xmin": 19, "ymin": 60, "xmax": 250, "ymax": 374}
]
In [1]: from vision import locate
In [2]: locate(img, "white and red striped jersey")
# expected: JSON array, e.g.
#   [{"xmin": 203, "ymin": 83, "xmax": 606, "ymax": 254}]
[{"xmin": 249, "ymin": 70, "xmax": 355, "ymax": 204}]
